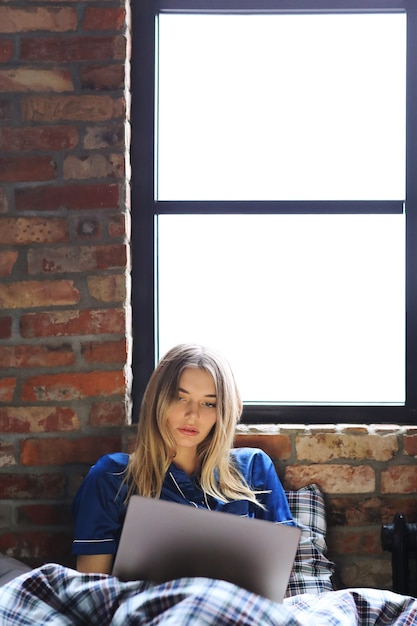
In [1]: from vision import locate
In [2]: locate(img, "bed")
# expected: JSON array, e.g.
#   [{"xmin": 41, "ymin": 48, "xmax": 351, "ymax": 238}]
[{"xmin": 0, "ymin": 484, "xmax": 415, "ymax": 625}]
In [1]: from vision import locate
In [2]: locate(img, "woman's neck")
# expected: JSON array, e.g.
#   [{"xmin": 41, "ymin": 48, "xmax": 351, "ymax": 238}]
[{"xmin": 172, "ymin": 450, "xmax": 199, "ymax": 476}]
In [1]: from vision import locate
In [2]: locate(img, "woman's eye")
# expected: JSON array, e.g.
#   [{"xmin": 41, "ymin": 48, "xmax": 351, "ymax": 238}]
[{"xmin": 203, "ymin": 402, "xmax": 217, "ymax": 409}]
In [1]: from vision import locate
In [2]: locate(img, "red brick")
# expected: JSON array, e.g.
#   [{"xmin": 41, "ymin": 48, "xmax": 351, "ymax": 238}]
[
  {"xmin": 83, "ymin": 124, "xmax": 125, "ymax": 150},
  {"xmin": 0, "ymin": 473, "xmax": 65, "ymax": 498},
  {"xmin": 0, "ymin": 68, "xmax": 72, "ymax": 92},
  {"xmin": 21, "ymin": 370, "xmax": 126, "ymax": 402},
  {"xmin": 0, "ymin": 250, "xmax": 18, "ymax": 276},
  {"xmin": 82, "ymin": 7, "xmax": 125, "ymax": 31},
  {"xmin": 20, "ymin": 35, "xmax": 125, "ymax": 62},
  {"xmin": 0, "ymin": 406, "xmax": 79, "ymax": 433},
  {"xmin": 63, "ymin": 153, "xmax": 124, "ymax": 179},
  {"xmin": 404, "ymin": 434, "xmax": 417, "ymax": 457},
  {"xmin": 87, "ymin": 275, "xmax": 126, "ymax": 303},
  {"xmin": 0, "ymin": 442, "xmax": 16, "ymax": 467},
  {"xmin": 80, "ymin": 64, "xmax": 124, "ymax": 90},
  {"xmin": 0, "ymin": 280, "xmax": 80, "ymax": 309},
  {"xmin": 21, "ymin": 308, "xmax": 125, "ymax": 338},
  {"xmin": 0, "ymin": 531, "xmax": 72, "ymax": 564},
  {"xmin": 327, "ymin": 496, "xmax": 386, "ymax": 526},
  {"xmin": 327, "ymin": 526, "xmax": 382, "ymax": 556},
  {"xmin": 89, "ymin": 400, "xmax": 126, "ymax": 427},
  {"xmin": 0, "ymin": 156, "xmax": 56, "ymax": 183},
  {"xmin": 20, "ymin": 435, "xmax": 122, "ymax": 465},
  {"xmin": 15, "ymin": 183, "xmax": 119, "ymax": 211},
  {"xmin": 0, "ymin": 39, "xmax": 13, "ymax": 63},
  {"xmin": 0, "ymin": 344, "xmax": 75, "ymax": 368},
  {"xmin": 0, "ymin": 7, "xmax": 77, "ymax": 33},
  {"xmin": 0, "ymin": 126, "xmax": 78, "ymax": 151},
  {"xmin": 17, "ymin": 503, "xmax": 71, "ymax": 526},
  {"xmin": 82, "ymin": 338, "xmax": 127, "ymax": 364},
  {"xmin": 0, "ymin": 378, "xmax": 16, "ymax": 402},
  {"xmin": 337, "ymin": 559, "xmax": 391, "ymax": 592},
  {"xmin": 0, "ymin": 217, "xmax": 69, "ymax": 245},
  {"xmin": 27, "ymin": 244, "xmax": 127, "ymax": 274},
  {"xmin": 234, "ymin": 434, "xmax": 291, "ymax": 460},
  {"xmin": 108, "ymin": 213, "xmax": 126, "ymax": 238},
  {"xmin": 380, "ymin": 496, "xmax": 417, "ymax": 522},
  {"xmin": 295, "ymin": 432, "xmax": 398, "ymax": 463},
  {"xmin": 284, "ymin": 464, "xmax": 376, "ymax": 493},
  {"xmin": 381, "ymin": 466, "xmax": 417, "ymax": 494},
  {"xmin": 21, "ymin": 94, "xmax": 125, "ymax": 122},
  {"xmin": 0, "ymin": 317, "xmax": 12, "ymax": 339}
]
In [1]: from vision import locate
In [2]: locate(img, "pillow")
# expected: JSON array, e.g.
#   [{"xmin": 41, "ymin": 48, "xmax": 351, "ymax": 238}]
[
  {"xmin": 284, "ymin": 483, "xmax": 335, "ymax": 597},
  {"xmin": 0, "ymin": 555, "xmax": 31, "ymax": 586}
]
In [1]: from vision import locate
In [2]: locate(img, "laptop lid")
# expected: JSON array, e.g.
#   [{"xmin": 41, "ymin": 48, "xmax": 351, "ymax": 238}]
[{"xmin": 112, "ymin": 496, "xmax": 301, "ymax": 603}]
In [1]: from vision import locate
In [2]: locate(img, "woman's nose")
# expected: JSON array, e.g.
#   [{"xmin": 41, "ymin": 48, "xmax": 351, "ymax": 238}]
[{"xmin": 185, "ymin": 400, "xmax": 199, "ymax": 418}]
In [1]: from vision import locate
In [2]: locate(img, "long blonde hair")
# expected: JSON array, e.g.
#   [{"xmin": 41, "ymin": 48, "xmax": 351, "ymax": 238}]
[{"xmin": 126, "ymin": 344, "xmax": 261, "ymax": 505}]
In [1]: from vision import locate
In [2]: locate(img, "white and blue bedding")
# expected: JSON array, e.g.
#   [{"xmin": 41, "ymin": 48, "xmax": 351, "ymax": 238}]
[{"xmin": 0, "ymin": 564, "xmax": 416, "ymax": 625}]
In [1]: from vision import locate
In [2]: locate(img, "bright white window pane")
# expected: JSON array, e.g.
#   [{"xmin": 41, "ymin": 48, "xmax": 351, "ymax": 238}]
[
  {"xmin": 157, "ymin": 13, "xmax": 406, "ymax": 201},
  {"xmin": 157, "ymin": 214, "xmax": 405, "ymax": 405}
]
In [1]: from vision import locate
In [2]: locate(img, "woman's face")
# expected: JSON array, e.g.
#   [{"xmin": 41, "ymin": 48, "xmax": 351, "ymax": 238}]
[{"xmin": 165, "ymin": 367, "xmax": 217, "ymax": 455}]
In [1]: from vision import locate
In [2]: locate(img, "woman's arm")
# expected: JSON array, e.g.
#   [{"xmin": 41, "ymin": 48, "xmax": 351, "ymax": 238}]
[{"xmin": 76, "ymin": 554, "xmax": 113, "ymax": 574}]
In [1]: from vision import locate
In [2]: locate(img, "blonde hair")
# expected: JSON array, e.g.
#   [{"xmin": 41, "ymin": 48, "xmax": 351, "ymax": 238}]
[{"xmin": 125, "ymin": 343, "xmax": 261, "ymax": 505}]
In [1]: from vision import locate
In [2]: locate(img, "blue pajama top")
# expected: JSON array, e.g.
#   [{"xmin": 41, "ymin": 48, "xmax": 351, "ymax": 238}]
[{"xmin": 72, "ymin": 447, "xmax": 293, "ymax": 556}]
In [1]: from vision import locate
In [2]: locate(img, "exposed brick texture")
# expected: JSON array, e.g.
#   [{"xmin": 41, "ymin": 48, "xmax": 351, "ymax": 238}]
[
  {"xmin": 15, "ymin": 182, "xmax": 119, "ymax": 211},
  {"xmin": 0, "ymin": 217, "xmax": 69, "ymax": 244},
  {"xmin": 20, "ymin": 308, "xmax": 125, "ymax": 338},
  {"xmin": 0, "ymin": 407, "xmax": 80, "ymax": 433},
  {"xmin": 235, "ymin": 426, "xmax": 417, "ymax": 590},
  {"xmin": 0, "ymin": 280, "xmax": 80, "ymax": 308},
  {"xmin": 20, "ymin": 435, "xmax": 122, "ymax": 466},
  {"xmin": 0, "ymin": 68, "xmax": 73, "ymax": 92},
  {"xmin": 1, "ymin": 0, "xmax": 416, "ymax": 593},
  {"xmin": 0, "ymin": 0, "xmax": 129, "ymax": 569},
  {"xmin": 0, "ymin": 344, "xmax": 75, "ymax": 368},
  {"xmin": 0, "ymin": 156, "xmax": 56, "ymax": 183},
  {"xmin": 0, "ymin": 317, "xmax": 12, "ymax": 339},
  {"xmin": 0, "ymin": 250, "xmax": 18, "ymax": 276},
  {"xmin": 0, "ymin": 126, "xmax": 78, "ymax": 151}
]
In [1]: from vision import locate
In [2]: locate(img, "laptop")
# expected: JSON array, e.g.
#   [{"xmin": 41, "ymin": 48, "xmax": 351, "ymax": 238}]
[{"xmin": 112, "ymin": 495, "xmax": 301, "ymax": 603}]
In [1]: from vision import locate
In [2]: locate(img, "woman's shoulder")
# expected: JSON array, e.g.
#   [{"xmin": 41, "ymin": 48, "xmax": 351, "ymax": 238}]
[
  {"xmin": 83, "ymin": 452, "xmax": 130, "ymax": 486},
  {"xmin": 74, "ymin": 452, "xmax": 130, "ymax": 506},
  {"xmin": 230, "ymin": 446, "xmax": 270, "ymax": 463},
  {"xmin": 93, "ymin": 452, "xmax": 130, "ymax": 474},
  {"xmin": 230, "ymin": 447, "xmax": 273, "ymax": 474},
  {"xmin": 230, "ymin": 447, "xmax": 286, "ymax": 499}
]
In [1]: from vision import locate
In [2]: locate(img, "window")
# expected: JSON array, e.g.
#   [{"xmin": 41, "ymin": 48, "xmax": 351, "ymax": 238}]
[{"xmin": 131, "ymin": 0, "xmax": 417, "ymax": 424}]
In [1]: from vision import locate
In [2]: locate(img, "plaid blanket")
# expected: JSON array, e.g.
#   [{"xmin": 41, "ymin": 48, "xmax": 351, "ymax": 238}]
[{"xmin": 0, "ymin": 564, "xmax": 416, "ymax": 625}]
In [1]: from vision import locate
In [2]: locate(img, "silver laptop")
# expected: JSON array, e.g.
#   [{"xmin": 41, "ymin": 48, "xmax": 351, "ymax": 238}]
[{"xmin": 112, "ymin": 495, "xmax": 301, "ymax": 603}]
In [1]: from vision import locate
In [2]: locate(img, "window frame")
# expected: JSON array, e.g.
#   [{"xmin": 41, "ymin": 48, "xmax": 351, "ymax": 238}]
[{"xmin": 131, "ymin": 0, "xmax": 417, "ymax": 424}]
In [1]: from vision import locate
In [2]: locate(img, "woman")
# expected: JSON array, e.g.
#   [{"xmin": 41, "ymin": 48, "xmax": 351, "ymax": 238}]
[{"xmin": 73, "ymin": 344, "xmax": 293, "ymax": 574}]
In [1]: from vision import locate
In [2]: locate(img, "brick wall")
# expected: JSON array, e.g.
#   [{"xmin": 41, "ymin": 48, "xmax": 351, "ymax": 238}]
[
  {"xmin": 1, "ymin": 0, "xmax": 417, "ymax": 593},
  {"xmin": 235, "ymin": 426, "xmax": 417, "ymax": 591},
  {"xmin": 0, "ymin": 0, "xmax": 130, "ymax": 566}
]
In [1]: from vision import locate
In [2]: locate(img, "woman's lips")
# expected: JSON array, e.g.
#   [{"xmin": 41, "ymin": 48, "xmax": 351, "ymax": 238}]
[{"xmin": 178, "ymin": 427, "xmax": 198, "ymax": 436}]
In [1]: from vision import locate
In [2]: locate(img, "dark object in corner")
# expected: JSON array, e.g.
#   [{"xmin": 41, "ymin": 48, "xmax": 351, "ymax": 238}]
[
  {"xmin": 0, "ymin": 555, "xmax": 31, "ymax": 586},
  {"xmin": 381, "ymin": 512, "xmax": 417, "ymax": 596}
]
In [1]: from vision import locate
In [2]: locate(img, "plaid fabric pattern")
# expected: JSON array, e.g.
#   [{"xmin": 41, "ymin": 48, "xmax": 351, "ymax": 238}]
[
  {"xmin": 285, "ymin": 483, "xmax": 335, "ymax": 597},
  {"xmin": 0, "ymin": 564, "xmax": 417, "ymax": 625},
  {"xmin": 284, "ymin": 588, "xmax": 417, "ymax": 626},
  {"xmin": 0, "ymin": 564, "xmax": 294, "ymax": 625}
]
